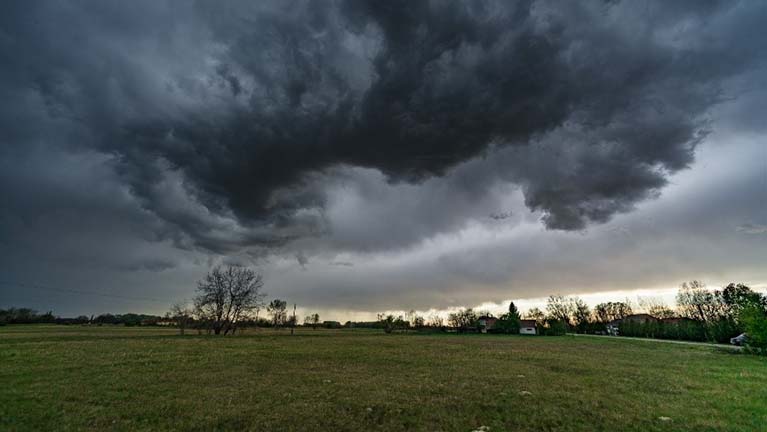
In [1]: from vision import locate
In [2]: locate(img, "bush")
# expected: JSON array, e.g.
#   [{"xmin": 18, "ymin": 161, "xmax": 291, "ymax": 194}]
[
  {"xmin": 542, "ymin": 319, "xmax": 567, "ymax": 336},
  {"xmin": 619, "ymin": 320, "xmax": 709, "ymax": 342},
  {"xmin": 668, "ymin": 321, "xmax": 707, "ymax": 341},
  {"xmin": 740, "ymin": 304, "xmax": 767, "ymax": 355},
  {"xmin": 492, "ymin": 316, "xmax": 520, "ymax": 334},
  {"xmin": 707, "ymin": 318, "xmax": 740, "ymax": 344},
  {"xmin": 378, "ymin": 315, "xmax": 408, "ymax": 333}
]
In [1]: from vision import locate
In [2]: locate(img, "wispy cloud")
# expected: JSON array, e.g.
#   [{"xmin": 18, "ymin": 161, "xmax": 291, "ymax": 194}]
[{"xmin": 736, "ymin": 223, "xmax": 767, "ymax": 234}]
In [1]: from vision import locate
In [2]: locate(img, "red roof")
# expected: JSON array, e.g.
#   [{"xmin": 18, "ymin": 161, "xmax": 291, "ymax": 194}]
[{"xmin": 519, "ymin": 319, "xmax": 536, "ymax": 327}]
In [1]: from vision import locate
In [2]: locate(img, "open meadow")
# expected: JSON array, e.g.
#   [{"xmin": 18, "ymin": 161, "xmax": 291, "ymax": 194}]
[{"xmin": 1, "ymin": 325, "xmax": 765, "ymax": 432}]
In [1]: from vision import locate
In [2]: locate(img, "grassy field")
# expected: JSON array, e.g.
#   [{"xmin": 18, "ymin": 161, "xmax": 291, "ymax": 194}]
[{"xmin": 1, "ymin": 325, "xmax": 765, "ymax": 432}]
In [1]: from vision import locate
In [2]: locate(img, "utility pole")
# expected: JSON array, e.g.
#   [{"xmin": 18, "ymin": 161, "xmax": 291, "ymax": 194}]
[{"xmin": 291, "ymin": 303, "xmax": 296, "ymax": 335}]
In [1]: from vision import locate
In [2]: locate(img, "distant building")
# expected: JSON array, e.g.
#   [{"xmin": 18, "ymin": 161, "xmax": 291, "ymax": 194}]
[
  {"xmin": 477, "ymin": 315, "xmax": 497, "ymax": 333},
  {"xmin": 623, "ymin": 314, "xmax": 659, "ymax": 324},
  {"xmin": 519, "ymin": 319, "xmax": 537, "ymax": 335},
  {"xmin": 322, "ymin": 321, "xmax": 342, "ymax": 329}
]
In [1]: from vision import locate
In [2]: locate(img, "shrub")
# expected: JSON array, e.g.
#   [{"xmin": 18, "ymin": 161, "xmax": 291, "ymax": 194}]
[
  {"xmin": 619, "ymin": 320, "xmax": 709, "ymax": 342},
  {"xmin": 707, "ymin": 318, "xmax": 740, "ymax": 344},
  {"xmin": 542, "ymin": 319, "xmax": 567, "ymax": 336},
  {"xmin": 378, "ymin": 314, "xmax": 408, "ymax": 333},
  {"xmin": 740, "ymin": 304, "xmax": 767, "ymax": 355},
  {"xmin": 493, "ymin": 315, "xmax": 520, "ymax": 334}
]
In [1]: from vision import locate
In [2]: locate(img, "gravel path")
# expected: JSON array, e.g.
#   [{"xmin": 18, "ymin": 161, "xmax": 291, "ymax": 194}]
[{"xmin": 571, "ymin": 333, "xmax": 743, "ymax": 350}]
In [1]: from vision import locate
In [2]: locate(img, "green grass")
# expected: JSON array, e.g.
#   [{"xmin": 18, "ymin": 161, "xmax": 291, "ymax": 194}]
[{"xmin": 1, "ymin": 325, "xmax": 765, "ymax": 431}]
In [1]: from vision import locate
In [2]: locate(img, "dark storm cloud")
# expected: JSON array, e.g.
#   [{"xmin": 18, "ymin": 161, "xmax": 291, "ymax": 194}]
[{"xmin": 1, "ymin": 0, "xmax": 766, "ymax": 254}]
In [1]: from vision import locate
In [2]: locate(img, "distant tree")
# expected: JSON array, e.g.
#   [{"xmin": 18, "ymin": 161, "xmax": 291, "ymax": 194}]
[
  {"xmin": 405, "ymin": 310, "xmax": 416, "ymax": 328},
  {"xmin": 0, "ymin": 308, "xmax": 62, "ymax": 324},
  {"xmin": 448, "ymin": 308, "xmax": 478, "ymax": 332},
  {"xmin": 546, "ymin": 295, "xmax": 573, "ymax": 325},
  {"xmin": 427, "ymin": 314, "xmax": 444, "ymax": 328},
  {"xmin": 168, "ymin": 302, "xmax": 193, "ymax": 335},
  {"xmin": 495, "ymin": 301, "xmax": 521, "ymax": 333},
  {"xmin": 571, "ymin": 297, "xmax": 591, "ymax": 333},
  {"xmin": 2, "ymin": 308, "xmax": 39, "ymax": 324},
  {"xmin": 377, "ymin": 313, "xmax": 408, "ymax": 333},
  {"xmin": 676, "ymin": 281, "xmax": 719, "ymax": 323},
  {"xmin": 720, "ymin": 283, "xmax": 766, "ymax": 321},
  {"xmin": 304, "ymin": 313, "xmax": 321, "ymax": 330},
  {"xmin": 39, "ymin": 311, "xmax": 56, "ymax": 323},
  {"xmin": 526, "ymin": 307, "xmax": 546, "ymax": 327},
  {"xmin": 638, "ymin": 297, "xmax": 675, "ymax": 319},
  {"xmin": 739, "ymin": 303, "xmax": 767, "ymax": 354},
  {"xmin": 412, "ymin": 314, "xmax": 425, "ymax": 328},
  {"xmin": 193, "ymin": 265, "xmax": 266, "ymax": 335},
  {"xmin": 312, "ymin": 313, "xmax": 320, "ymax": 329},
  {"xmin": 593, "ymin": 302, "xmax": 633, "ymax": 323},
  {"xmin": 543, "ymin": 318, "xmax": 568, "ymax": 336},
  {"xmin": 378, "ymin": 314, "xmax": 394, "ymax": 333},
  {"xmin": 94, "ymin": 313, "xmax": 118, "ymax": 325},
  {"xmin": 674, "ymin": 281, "xmax": 757, "ymax": 342},
  {"xmin": 267, "ymin": 299, "xmax": 288, "ymax": 328}
]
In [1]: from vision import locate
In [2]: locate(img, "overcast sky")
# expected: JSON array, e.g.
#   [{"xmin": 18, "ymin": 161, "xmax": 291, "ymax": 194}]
[{"xmin": 1, "ymin": 0, "xmax": 766, "ymax": 320}]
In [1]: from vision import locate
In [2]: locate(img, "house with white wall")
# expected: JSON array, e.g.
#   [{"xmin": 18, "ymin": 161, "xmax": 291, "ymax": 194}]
[{"xmin": 519, "ymin": 319, "xmax": 537, "ymax": 335}]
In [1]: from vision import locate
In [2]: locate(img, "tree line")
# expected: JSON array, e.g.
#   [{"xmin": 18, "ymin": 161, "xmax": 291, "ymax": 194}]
[
  {"xmin": 1, "ymin": 266, "xmax": 322, "ymax": 334},
  {"xmin": 0, "ymin": 308, "xmax": 165, "ymax": 327},
  {"xmin": 372, "ymin": 280, "xmax": 767, "ymax": 352},
  {"xmin": 4, "ymin": 267, "xmax": 767, "ymax": 353}
]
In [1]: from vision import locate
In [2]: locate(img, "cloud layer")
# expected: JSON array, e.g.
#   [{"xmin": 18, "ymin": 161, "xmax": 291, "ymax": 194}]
[{"xmin": 1, "ymin": 1, "xmax": 766, "ymax": 316}]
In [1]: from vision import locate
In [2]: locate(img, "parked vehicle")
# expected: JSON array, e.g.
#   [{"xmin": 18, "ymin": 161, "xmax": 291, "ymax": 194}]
[{"xmin": 730, "ymin": 333, "xmax": 748, "ymax": 346}]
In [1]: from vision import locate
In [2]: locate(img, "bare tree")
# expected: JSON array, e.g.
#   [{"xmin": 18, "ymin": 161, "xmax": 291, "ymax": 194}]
[
  {"xmin": 525, "ymin": 307, "xmax": 546, "ymax": 327},
  {"xmin": 676, "ymin": 280, "xmax": 720, "ymax": 322},
  {"xmin": 377, "ymin": 313, "xmax": 407, "ymax": 333},
  {"xmin": 405, "ymin": 309, "xmax": 417, "ymax": 328},
  {"xmin": 571, "ymin": 297, "xmax": 591, "ymax": 332},
  {"xmin": 592, "ymin": 302, "xmax": 633, "ymax": 323},
  {"xmin": 546, "ymin": 295, "xmax": 573, "ymax": 324},
  {"xmin": 427, "ymin": 314, "xmax": 444, "ymax": 328},
  {"xmin": 638, "ymin": 296, "xmax": 676, "ymax": 319},
  {"xmin": 447, "ymin": 308, "xmax": 478, "ymax": 332},
  {"xmin": 267, "ymin": 299, "xmax": 288, "ymax": 328},
  {"xmin": 303, "ymin": 313, "xmax": 321, "ymax": 330},
  {"xmin": 412, "ymin": 314, "xmax": 425, "ymax": 328},
  {"xmin": 193, "ymin": 265, "xmax": 266, "ymax": 335},
  {"xmin": 168, "ymin": 302, "xmax": 193, "ymax": 335}
]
